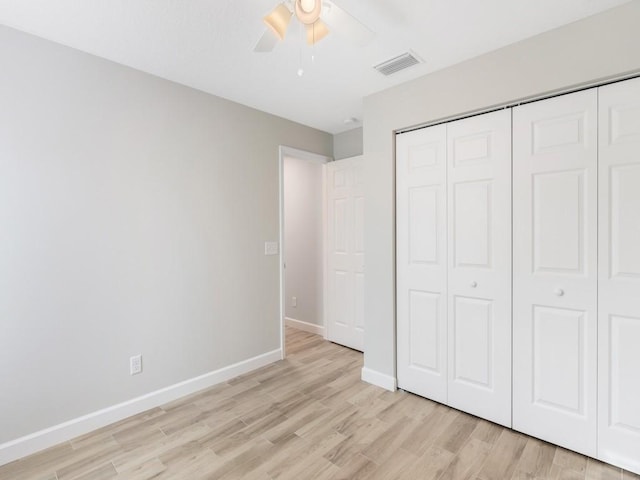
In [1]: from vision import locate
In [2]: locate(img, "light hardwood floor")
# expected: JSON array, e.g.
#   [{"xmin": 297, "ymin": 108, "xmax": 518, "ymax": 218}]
[{"xmin": 1, "ymin": 327, "xmax": 638, "ymax": 480}]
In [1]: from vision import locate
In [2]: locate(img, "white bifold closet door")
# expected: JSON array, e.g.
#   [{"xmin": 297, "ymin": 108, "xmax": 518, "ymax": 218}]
[
  {"xmin": 512, "ymin": 89, "xmax": 598, "ymax": 457},
  {"xmin": 597, "ymin": 77, "xmax": 640, "ymax": 473},
  {"xmin": 397, "ymin": 110, "xmax": 512, "ymax": 425},
  {"xmin": 396, "ymin": 124, "xmax": 448, "ymax": 403},
  {"xmin": 446, "ymin": 110, "xmax": 512, "ymax": 427},
  {"xmin": 326, "ymin": 157, "xmax": 365, "ymax": 351}
]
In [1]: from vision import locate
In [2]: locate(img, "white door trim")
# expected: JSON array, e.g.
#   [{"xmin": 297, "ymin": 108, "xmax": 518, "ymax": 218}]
[{"xmin": 279, "ymin": 146, "xmax": 332, "ymax": 358}]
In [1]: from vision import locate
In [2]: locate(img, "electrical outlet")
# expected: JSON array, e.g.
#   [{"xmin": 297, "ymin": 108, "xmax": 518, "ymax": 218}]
[
  {"xmin": 292, "ymin": 296, "xmax": 297, "ymax": 307},
  {"xmin": 264, "ymin": 241, "xmax": 279, "ymax": 255},
  {"xmin": 130, "ymin": 354, "xmax": 142, "ymax": 375}
]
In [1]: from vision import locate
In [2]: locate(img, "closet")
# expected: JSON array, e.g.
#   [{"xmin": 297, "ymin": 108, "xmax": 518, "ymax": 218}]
[{"xmin": 396, "ymin": 76, "xmax": 640, "ymax": 475}]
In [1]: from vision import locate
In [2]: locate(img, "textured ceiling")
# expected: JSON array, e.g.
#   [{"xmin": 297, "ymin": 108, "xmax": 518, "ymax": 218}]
[{"xmin": 0, "ymin": 0, "xmax": 631, "ymax": 133}]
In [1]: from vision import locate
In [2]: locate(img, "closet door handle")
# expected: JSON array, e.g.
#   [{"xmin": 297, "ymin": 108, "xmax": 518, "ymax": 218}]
[
  {"xmin": 470, "ymin": 281, "xmax": 478, "ymax": 288},
  {"xmin": 554, "ymin": 288, "xmax": 565, "ymax": 297}
]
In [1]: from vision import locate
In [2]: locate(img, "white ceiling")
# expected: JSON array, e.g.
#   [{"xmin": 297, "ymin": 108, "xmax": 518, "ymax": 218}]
[{"xmin": 0, "ymin": 0, "xmax": 631, "ymax": 133}]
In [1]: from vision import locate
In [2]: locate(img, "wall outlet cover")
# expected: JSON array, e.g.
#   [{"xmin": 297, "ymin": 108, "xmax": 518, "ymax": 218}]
[
  {"xmin": 130, "ymin": 355, "xmax": 142, "ymax": 375},
  {"xmin": 264, "ymin": 241, "xmax": 279, "ymax": 255}
]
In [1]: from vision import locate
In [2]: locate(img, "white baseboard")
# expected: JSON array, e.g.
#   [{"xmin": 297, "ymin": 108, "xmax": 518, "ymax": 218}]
[
  {"xmin": 0, "ymin": 348, "xmax": 282, "ymax": 467},
  {"xmin": 361, "ymin": 367, "xmax": 397, "ymax": 392},
  {"xmin": 285, "ymin": 317, "xmax": 325, "ymax": 337}
]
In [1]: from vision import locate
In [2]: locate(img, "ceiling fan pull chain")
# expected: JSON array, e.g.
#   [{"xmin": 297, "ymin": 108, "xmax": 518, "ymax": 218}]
[
  {"xmin": 311, "ymin": 23, "xmax": 316, "ymax": 62},
  {"xmin": 297, "ymin": 20, "xmax": 304, "ymax": 76}
]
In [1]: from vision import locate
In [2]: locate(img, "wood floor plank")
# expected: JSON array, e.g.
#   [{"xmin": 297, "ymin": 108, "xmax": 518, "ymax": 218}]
[
  {"xmin": 360, "ymin": 415, "xmax": 414, "ymax": 465},
  {"xmin": 477, "ymin": 429, "xmax": 528, "ymax": 480},
  {"xmin": 113, "ymin": 457, "xmax": 167, "ymax": 480},
  {"xmin": 294, "ymin": 402, "xmax": 357, "ymax": 444},
  {"xmin": 111, "ymin": 421, "xmax": 212, "ymax": 472},
  {"xmin": 554, "ymin": 447, "xmax": 589, "ymax": 475},
  {"xmin": 402, "ymin": 445, "xmax": 456, "ymax": 480},
  {"xmin": 0, "ymin": 442, "xmax": 76, "ymax": 480},
  {"xmin": 438, "ymin": 438, "xmax": 493, "ymax": 480},
  {"xmin": 399, "ymin": 403, "xmax": 459, "ymax": 457},
  {"xmin": 156, "ymin": 446, "xmax": 221, "ymax": 479},
  {"xmin": 1, "ymin": 326, "xmax": 638, "ymax": 480},
  {"xmin": 323, "ymin": 416, "xmax": 389, "ymax": 467},
  {"xmin": 276, "ymin": 453, "xmax": 339, "ymax": 480},
  {"xmin": 367, "ymin": 447, "xmax": 419, "ymax": 480},
  {"xmin": 376, "ymin": 391, "xmax": 437, "ymax": 424},
  {"xmin": 512, "ymin": 437, "xmax": 557, "ymax": 479},
  {"xmin": 65, "ymin": 461, "xmax": 118, "ymax": 480},
  {"xmin": 56, "ymin": 452, "xmax": 120, "ymax": 480},
  {"xmin": 552, "ymin": 464, "xmax": 593, "ymax": 480},
  {"xmin": 328, "ymin": 453, "xmax": 378, "ymax": 480},
  {"xmin": 470, "ymin": 418, "xmax": 503, "ymax": 446},
  {"xmin": 262, "ymin": 402, "xmax": 330, "ymax": 444},
  {"xmin": 435, "ymin": 413, "xmax": 479, "ymax": 454},
  {"xmin": 585, "ymin": 458, "xmax": 623, "ymax": 480},
  {"xmin": 263, "ymin": 434, "xmax": 316, "ymax": 479}
]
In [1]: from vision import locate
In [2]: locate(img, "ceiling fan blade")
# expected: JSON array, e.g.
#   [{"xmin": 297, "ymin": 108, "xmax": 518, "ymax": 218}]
[
  {"xmin": 305, "ymin": 19, "xmax": 330, "ymax": 45},
  {"xmin": 321, "ymin": 1, "xmax": 375, "ymax": 47},
  {"xmin": 253, "ymin": 29, "xmax": 279, "ymax": 53}
]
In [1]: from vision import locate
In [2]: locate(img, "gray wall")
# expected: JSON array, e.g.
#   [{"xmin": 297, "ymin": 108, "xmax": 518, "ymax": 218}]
[
  {"xmin": 362, "ymin": 2, "xmax": 640, "ymax": 380},
  {"xmin": 284, "ymin": 156, "xmax": 324, "ymax": 326},
  {"xmin": 333, "ymin": 127, "xmax": 363, "ymax": 160},
  {"xmin": 0, "ymin": 25, "xmax": 332, "ymax": 443}
]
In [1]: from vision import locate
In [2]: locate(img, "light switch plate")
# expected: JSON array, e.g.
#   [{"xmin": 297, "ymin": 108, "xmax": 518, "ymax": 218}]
[{"xmin": 264, "ymin": 241, "xmax": 279, "ymax": 255}]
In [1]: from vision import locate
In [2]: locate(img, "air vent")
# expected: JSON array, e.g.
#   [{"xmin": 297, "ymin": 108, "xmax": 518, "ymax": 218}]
[{"xmin": 373, "ymin": 51, "xmax": 422, "ymax": 76}]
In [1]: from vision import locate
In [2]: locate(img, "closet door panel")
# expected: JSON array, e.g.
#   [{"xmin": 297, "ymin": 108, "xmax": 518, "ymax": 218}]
[
  {"xmin": 598, "ymin": 77, "xmax": 640, "ymax": 475},
  {"xmin": 447, "ymin": 109, "xmax": 512, "ymax": 427},
  {"xmin": 397, "ymin": 125, "xmax": 448, "ymax": 402},
  {"xmin": 513, "ymin": 89, "xmax": 598, "ymax": 456},
  {"xmin": 533, "ymin": 170, "xmax": 585, "ymax": 273}
]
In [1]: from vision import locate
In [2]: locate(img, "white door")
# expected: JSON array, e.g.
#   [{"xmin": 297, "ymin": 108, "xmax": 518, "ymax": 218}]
[
  {"xmin": 396, "ymin": 125, "xmax": 448, "ymax": 403},
  {"xmin": 326, "ymin": 157, "xmax": 364, "ymax": 351},
  {"xmin": 512, "ymin": 89, "xmax": 598, "ymax": 456},
  {"xmin": 446, "ymin": 110, "xmax": 512, "ymax": 427},
  {"xmin": 597, "ymin": 77, "xmax": 640, "ymax": 474}
]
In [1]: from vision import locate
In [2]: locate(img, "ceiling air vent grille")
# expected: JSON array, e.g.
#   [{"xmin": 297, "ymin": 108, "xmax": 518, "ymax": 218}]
[{"xmin": 374, "ymin": 52, "xmax": 422, "ymax": 76}]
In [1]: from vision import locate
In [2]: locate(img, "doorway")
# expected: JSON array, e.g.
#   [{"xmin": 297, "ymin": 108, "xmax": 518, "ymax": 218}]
[{"xmin": 279, "ymin": 146, "xmax": 330, "ymax": 357}]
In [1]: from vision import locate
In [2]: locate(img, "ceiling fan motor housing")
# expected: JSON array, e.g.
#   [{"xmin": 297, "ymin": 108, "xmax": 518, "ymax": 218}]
[{"xmin": 295, "ymin": 0, "xmax": 321, "ymax": 24}]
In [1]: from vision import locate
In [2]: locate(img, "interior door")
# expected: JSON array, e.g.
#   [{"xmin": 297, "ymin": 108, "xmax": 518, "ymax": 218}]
[
  {"xmin": 597, "ymin": 77, "xmax": 640, "ymax": 474},
  {"xmin": 512, "ymin": 89, "xmax": 598, "ymax": 456},
  {"xmin": 446, "ymin": 109, "xmax": 512, "ymax": 427},
  {"xmin": 326, "ymin": 156, "xmax": 364, "ymax": 351},
  {"xmin": 396, "ymin": 125, "xmax": 448, "ymax": 403}
]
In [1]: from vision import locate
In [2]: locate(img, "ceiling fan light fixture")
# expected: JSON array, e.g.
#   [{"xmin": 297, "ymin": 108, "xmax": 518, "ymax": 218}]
[
  {"xmin": 306, "ymin": 20, "xmax": 329, "ymax": 45},
  {"xmin": 263, "ymin": 3, "xmax": 292, "ymax": 40},
  {"xmin": 295, "ymin": 0, "xmax": 322, "ymax": 25}
]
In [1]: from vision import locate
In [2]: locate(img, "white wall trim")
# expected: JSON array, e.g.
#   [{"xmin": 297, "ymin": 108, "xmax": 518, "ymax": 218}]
[
  {"xmin": 361, "ymin": 367, "xmax": 397, "ymax": 392},
  {"xmin": 0, "ymin": 348, "xmax": 281, "ymax": 467},
  {"xmin": 280, "ymin": 145, "xmax": 332, "ymax": 165},
  {"xmin": 285, "ymin": 317, "xmax": 326, "ymax": 337}
]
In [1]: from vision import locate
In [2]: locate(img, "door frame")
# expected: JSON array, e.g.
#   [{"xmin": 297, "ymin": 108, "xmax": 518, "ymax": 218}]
[{"xmin": 279, "ymin": 146, "xmax": 332, "ymax": 358}]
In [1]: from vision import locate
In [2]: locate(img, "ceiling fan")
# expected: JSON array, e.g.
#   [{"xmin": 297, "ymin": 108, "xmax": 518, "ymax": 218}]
[{"xmin": 254, "ymin": 0, "xmax": 375, "ymax": 52}]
